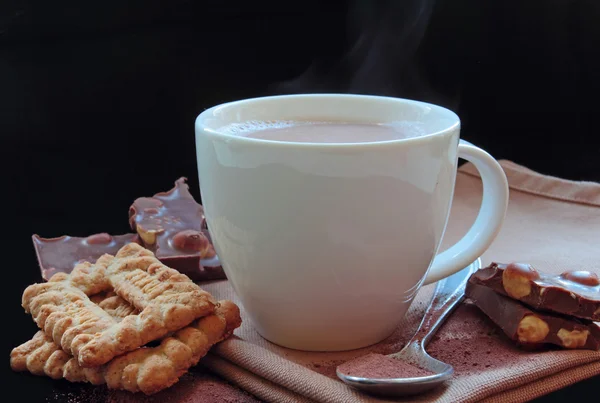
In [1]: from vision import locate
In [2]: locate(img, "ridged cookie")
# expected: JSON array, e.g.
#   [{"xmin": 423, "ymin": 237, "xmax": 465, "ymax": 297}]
[
  {"xmin": 22, "ymin": 243, "xmax": 216, "ymax": 367},
  {"xmin": 11, "ymin": 301, "xmax": 241, "ymax": 395}
]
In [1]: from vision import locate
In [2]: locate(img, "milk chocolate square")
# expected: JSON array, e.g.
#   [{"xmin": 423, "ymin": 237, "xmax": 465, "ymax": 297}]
[
  {"xmin": 33, "ymin": 233, "xmax": 139, "ymax": 280},
  {"xmin": 128, "ymin": 178, "xmax": 225, "ymax": 281},
  {"xmin": 466, "ymin": 279, "xmax": 600, "ymax": 350},
  {"xmin": 470, "ymin": 263, "xmax": 600, "ymax": 321}
]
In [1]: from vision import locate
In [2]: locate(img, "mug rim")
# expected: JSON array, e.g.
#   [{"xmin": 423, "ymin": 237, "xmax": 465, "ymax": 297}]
[{"xmin": 195, "ymin": 93, "xmax": 460, "ymax": 148}]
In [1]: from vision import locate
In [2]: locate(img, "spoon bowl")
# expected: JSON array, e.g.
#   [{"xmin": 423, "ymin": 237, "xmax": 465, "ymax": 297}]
[
  {"xmin": 337, "ymin": 259, "xmax": 480, "ymax": 397},
  {"xmin": 336, "ymin": 350, "xmax": 453, "ymax": 396}
]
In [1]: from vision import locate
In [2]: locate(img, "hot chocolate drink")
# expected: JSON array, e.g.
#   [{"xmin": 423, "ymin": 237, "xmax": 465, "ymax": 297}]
[{"xmin": 220, "ymin": 120, "xmax": 428, "ymax": 143}]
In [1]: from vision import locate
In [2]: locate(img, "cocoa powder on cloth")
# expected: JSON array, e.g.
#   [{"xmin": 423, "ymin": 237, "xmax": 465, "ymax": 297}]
[
  {"xmin": 47, "ymin": 371, "xmax": 260, "ymax": 403},
  {"xmin": 201, "ymin": 160, "xmax": 600, "ymax": 403},
  {"xmin": 107, "ymin": 371, "xmax": 261, "ymax": 403}
]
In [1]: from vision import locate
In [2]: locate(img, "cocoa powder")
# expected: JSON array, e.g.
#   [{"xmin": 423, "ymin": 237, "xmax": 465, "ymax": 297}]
[
  {"xmin": 308, "ymin": 301, "xmax": 533, "ymax": 380},
  {"xmin": 46, "ymin": 371, "xmax": 259, "ymax": 403},
  {"xmin": 427, "ymin": 302, "xmax": 526, "ymax": 375},
  {"xmin": 308, "ymin": 359, "xmax": 346, "ymax": 379},
  {"xmin": 107, "ymin": 371, "xmax": 260, "ymax": 403},
  {"xmin": 337, "ymin": 353, "xmax": 433, "ymax": 379}
]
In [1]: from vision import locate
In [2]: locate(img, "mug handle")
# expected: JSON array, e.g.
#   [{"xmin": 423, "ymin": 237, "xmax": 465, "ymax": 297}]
[{"xmin": 423, "ymin": 140, "xmax": 509, "ymax": 285}]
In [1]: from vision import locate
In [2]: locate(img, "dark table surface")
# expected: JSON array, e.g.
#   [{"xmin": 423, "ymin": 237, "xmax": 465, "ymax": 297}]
[{"xmin": 3, "ymin": 0, "xmax": 599, "ymax": 401}]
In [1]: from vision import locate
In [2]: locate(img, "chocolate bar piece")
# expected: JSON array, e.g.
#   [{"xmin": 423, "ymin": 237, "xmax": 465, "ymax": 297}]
[
  {"xmin": 466, "ymin": 280, "xmax": 600, "ymax": 350},
  {"xmin": 33, "ymin": 233, "xmax": 139, "ymax": 280},
  {"xmin": 129, "ymin": 178, "xmax": 225, "ymax": 282},
  {"xmin": 470, "ymin": 263, "xmax": 600, "ymax": 321}
]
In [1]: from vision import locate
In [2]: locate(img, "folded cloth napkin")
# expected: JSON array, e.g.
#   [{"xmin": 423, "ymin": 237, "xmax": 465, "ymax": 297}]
[{"xmin": 200, "ymin": 160, "xmax": 600, "ymax": 403}]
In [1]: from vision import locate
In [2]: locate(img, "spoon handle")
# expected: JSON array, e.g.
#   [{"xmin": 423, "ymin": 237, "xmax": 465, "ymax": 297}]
[{"xmin": 408, "ymin": 259, "xmax": 481, "ymax": 347}]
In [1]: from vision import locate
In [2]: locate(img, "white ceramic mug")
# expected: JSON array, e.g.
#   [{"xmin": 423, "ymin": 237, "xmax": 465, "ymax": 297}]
[{"xmin": 195, "ymin": 94, "xmax": 508, "ymax": 351}]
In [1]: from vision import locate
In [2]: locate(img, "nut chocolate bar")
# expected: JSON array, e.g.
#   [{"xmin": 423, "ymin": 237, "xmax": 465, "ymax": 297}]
[
  {"xmin": 466, "ymin": 279, "xmax": 600, "ymax": 350},
  {"xmin": 129, "ymin": 177, "xmax": 225, "ymax": 282},
  {"xmin": 470, "ymin": 262, "xmax": 600, "ymax": 321},
  {"xmin": 33, "ymin": 233, "xmax": 139, "ymax": 280}
]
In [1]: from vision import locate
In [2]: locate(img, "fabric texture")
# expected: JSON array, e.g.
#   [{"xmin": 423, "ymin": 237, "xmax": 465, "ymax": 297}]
[{"xmin": 200, "ymin": 160, "xmax": 600, "ymax": 402}]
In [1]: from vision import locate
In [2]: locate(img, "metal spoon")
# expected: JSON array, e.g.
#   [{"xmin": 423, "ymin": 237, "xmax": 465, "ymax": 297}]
[{"xmin": 336, "ymin": 259, "xmax": 481, "ymax": 397}]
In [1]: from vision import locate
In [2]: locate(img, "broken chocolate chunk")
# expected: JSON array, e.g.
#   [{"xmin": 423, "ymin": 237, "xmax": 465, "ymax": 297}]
[
  {"xmin": 33, "ymin": 233, "xmax": 139, "ymax": 280},
  {"xmin": 129, "ymin": 178, "xmax": 225, "ymax": 282},
  {"xmin": 470, "ymin": 263, "xmax": 600, "ymax": 321},
  {"xmin": 466, "ymin": 279, "xmax": 600, "ymax": 350}
]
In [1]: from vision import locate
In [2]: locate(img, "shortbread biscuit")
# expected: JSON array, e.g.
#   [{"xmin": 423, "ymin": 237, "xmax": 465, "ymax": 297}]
[
  {"xmin": 22, "ymin": 243, "xmax": 216, "ymax": 368},
  {"xmin": 11, "ymin": 288, "xmax": 136, "ymax": 379},
  {"xmin": 11, "ymin": 301, "xmax": 241, "ymax": 395}
]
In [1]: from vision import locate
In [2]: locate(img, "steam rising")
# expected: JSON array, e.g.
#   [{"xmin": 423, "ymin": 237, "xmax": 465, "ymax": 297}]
[{"xmin": 274, "ymin": 0, "xmax": 444, "ymax": 104}]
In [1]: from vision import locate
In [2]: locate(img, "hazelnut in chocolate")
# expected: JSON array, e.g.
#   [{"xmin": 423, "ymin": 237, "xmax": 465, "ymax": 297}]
[
  {"xmin": 129, "ymin": 178, "xmax": 225, "ymax": 282},
  {"xmin": 470, "ymin": 262, "xmax": 600, "ymax": 321},
  {"xmin": 466, "ymin": 280, "xmax": 600, "ymax": 350}
]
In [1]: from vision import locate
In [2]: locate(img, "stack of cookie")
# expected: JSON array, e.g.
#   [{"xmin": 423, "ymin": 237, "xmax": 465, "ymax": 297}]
[
  {"xmin": 10, "ymin": 243, "xmax": 241, "ymax": 395},
  {"xmin": 466, "ymin": 262, "xmax": 600, "ymax": 350}
]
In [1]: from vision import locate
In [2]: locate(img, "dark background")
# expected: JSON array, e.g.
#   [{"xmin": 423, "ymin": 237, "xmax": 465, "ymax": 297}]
[{"xmin": 2, "ymin": 0, "xmax": 599, "ymax": 401}]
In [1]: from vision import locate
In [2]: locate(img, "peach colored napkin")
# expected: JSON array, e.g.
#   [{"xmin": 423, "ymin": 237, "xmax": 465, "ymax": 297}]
[{"xmin": 200, "ymin": 160, "xmax": 600, "ymax": 403}]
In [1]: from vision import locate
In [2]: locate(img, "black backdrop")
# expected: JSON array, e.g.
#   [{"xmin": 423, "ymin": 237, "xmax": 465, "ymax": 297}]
[{"xmin": 2, "ymin": 1, "xmax": 599, "ymax": 402}]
